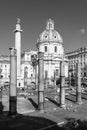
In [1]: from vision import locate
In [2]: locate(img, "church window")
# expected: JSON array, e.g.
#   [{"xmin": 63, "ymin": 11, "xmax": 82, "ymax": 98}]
[
  {"xmin": 54, "ymin": 46, "xmax": 57, "ymax": 52},
  {"xmin": 44, "ymin": 46, "xmax": 47, "ymax": 52},
  {"xmin": 55, "ymin": 69, "xmax": 59, "ymax": 76},
  {"xmin": 45, "ymin": 35, "xmax": 47, "ymax": 38},
  {"xmin": 84, "ymin": 72, "xmax": 86, "ymax": 77},
  {"xmin": 45, "ymin": 70, "xmax": 48, "ymax": 79},
  {"xmin": 19, "ymin": 83, "xmax": 21, "ymax": 87},
  {"xmin": 1, "ymin": 75, "xmax": 3, "ymax": 78}
]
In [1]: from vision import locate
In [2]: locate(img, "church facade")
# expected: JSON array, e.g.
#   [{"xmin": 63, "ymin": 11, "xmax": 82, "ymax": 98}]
[{"xmin": 36, "ymin": 19, "xmax": 68, "ymax": 86}]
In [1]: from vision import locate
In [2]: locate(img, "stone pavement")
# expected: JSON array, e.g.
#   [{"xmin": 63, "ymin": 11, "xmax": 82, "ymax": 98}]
[
  {"xmin": 1, "ymin": 93, "xmax": 87, "ymax": 129},
  {"xmin": 2, "ymin": 95, "xmax": 35, "ymax": 114}
]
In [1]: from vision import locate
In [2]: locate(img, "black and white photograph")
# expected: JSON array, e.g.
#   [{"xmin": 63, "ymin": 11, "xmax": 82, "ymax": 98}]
[{"xmin": 0, "ymin": 0, "xmax": 87, "ymax": 129}]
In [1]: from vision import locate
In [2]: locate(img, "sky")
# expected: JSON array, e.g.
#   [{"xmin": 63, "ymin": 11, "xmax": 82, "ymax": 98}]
[{"xmin": 0, "ymin": 0, "xmax": 87, "ymax": 55}]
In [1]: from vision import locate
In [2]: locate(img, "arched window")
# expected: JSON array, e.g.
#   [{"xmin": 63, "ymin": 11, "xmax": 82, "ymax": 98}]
[
  {"xmin": 45, "ymin": 70, "xmax": 48, "ymax": 79},
  {"xmin": 84, "ymin": 72, "xmax": 86, "ymax": 77},
  {"xmin": 44, "ymin": 46, "xmax": 47, "ymax": 52},
  {"xmin": 54, "ymin": 46, "xmax": 57, "ymax": 52}
]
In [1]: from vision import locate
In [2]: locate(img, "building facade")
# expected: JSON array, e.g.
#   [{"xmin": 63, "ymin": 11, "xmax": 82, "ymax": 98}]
[
  {"xmin": 0, "ymin": 51, "xmax": 37, "ymax": 88},
  {"xmin": 0, "ymin": 55, "xmax": 10, "ymax": 86},
  {"xmin": 66, "ymin": 47, "xmax": 87, "ymax": 85}
]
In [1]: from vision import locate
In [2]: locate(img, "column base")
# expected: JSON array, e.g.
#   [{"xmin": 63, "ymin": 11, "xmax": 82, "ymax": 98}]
[
  {"xmin": 60, "ymin": 104, "xmax": 66, "ymax": 108},
  {"xmin": 38, "ymin": 109, "xmax": 44, "ymax": 113},
  {"xmin": 9, "ymin": 96, "xmax": 17, "ymax": 116},
  {"xmin": 76, "ymin": 101, "xmax": 83, "ymax": 105},
  {"xmin": 8, "ymin": 113, "xmax": 18, "ymax": 119},
  {"xmin": 38, "ymin": 103, "xmax": 44, "ymax": 112},
  {"xmin": 0, "ymin": 101, "xmax": 3, "ymax": 113}
]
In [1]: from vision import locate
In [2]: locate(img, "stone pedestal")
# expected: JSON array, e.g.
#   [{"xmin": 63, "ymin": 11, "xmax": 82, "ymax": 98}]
[
  {"xmin": 9, "ymin": 47, "xmax": 17, "ymax": 115},
  {"xmin": 38, "ymin": 52, "xmax": 44, "ymax": 113}
]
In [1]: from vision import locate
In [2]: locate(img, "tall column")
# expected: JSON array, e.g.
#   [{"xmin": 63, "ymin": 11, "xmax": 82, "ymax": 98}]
[
  {"xmin": 48, "ymin": 60, "xmax": 51, "ymax": 85},
  {"xmin": 9, "ymin": 47, "xmax": 17, "ymax": 115},
  {"xmin": 14, "ymin": 18, "xmax": 22, "ymax": 87},
  {"xmin": 38, "ymin": 52, "xmax": 44, "ymax": 112},
  {"xmin": 35, "ymin": 65, "xmax": 38, "ymax": 90},
  {"xmin": 0, "ymin": 68, "xmax": 3, "ymax": 113},
  {"xmin": 24, "ymin": 67, "xmax": 28, "ymax": 91},
  {"xmin": 59, "ymin": 61, "xmax": 65, "ymax": 107},
  {"xmin": 54, "ymin": 70, "xmax": 56, "ymax": 89},
  {"xmin": 76, "ymin": 59, "xmax": 82, "ymax": 104}
]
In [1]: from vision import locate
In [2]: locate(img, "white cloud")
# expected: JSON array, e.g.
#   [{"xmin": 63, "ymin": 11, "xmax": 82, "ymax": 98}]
[{"xmin": 80, "ymin": 29, "xmax": 85, "ymax": 34}]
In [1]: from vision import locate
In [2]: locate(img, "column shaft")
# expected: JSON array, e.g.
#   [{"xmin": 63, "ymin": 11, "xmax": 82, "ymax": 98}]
[
  {"xmin": 9, "ymin": 47, "xmax": 17, "ymax": 115},
  {"xmin": 38, "ymin": 52, "xmax": 44, "ymax": 112},
  {"xmin": 24, "ymin": 67, "xmax": 28, "ymax": 91},
  {"xmin": 76, "ymin": 60, "xmax": 82, "ymax": 104},
  {"xmin": 60, "ymin": 61, "xmax": 65, "ymax": 107}
]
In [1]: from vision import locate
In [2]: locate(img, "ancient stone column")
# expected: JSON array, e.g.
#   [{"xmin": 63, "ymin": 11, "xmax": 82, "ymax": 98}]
[
  {"xmin": 9, "ymin": 47, "xmax": 17, "ymax": 115},
  {"xmin": 0, "ymin": 68, "xmax": 3, "ymax": 113},
  {"xmin": 24, "ymin": 66, "xmax": 28, "ymax": 91},
  {"xmin": 14, "ymin": 18, "xmax": 22, "ymax": 87},
  {"xmin": 59, "ymin": 61, "xmax": 65, "ymax": 107},
  {"xmin": 38, "ymin": 52, "xmax": 44, "ymax": 112},
  {"xmin": 35, "ymin": 65, "xmax": 38, "ymax": 90},
  {"xmin": 76, "ymin": 59, "xmax": 82, "ymax": 104},
  {"xmin": 54, "ymin": 70, "xmax": 57, "ymax": 96},
  {"xmin": 54, "ymin": 71, "xmax": 56, "ymax": 89}
]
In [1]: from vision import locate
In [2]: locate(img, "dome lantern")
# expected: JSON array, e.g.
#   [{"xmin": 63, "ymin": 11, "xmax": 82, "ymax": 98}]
[{"xmin": 46, "ymin": 19, "xmax": 54, "ymax": 30}]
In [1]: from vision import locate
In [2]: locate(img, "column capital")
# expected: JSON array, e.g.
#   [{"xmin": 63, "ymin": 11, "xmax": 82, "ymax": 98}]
[
  {"xmin": 9, "ymin": 47, "xmax": 17, "ymax": 56},
  {"xmin": 38, "ymin": 52, "xmax": 44, "ymax": 60},
  {"xmin": 13, "ymin": 18, "xmax": 23, "ymax": 33},
  {"xmin": 60, "ymin": 61, "xmax": 65, "ymax": 77}
]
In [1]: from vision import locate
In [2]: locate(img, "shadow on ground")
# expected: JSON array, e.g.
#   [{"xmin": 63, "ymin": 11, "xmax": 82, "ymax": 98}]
[
  {"xmin": 65, "ymin": 94, "xmax": 76, "ymax": 103},
  {"xmin": 1, "ymin": 112, "xmax": 87, "ymax": 130},
  {"xmin": 28, "ymin": 98, "xmax": 38, "ymax": 109},
  {"xmin": 45, "ymin": 97, "xmax": 60, "ymax": 107},
  {"xmin": 0, "ymin": 111, "xmax": 64, "ymax": 130}
]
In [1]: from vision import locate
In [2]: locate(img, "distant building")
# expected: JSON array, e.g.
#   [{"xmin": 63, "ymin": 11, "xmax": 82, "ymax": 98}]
[
  {"xmin": 66, "ymin": 47, "xmax": 87, "ymax": 79},
  {"xmin": 0, "ymin": 55, "xmax": 10, "ymax": 86},
  {"xmin": 0, "ymin": 51, "xmax": 37, "ymax": 87}
]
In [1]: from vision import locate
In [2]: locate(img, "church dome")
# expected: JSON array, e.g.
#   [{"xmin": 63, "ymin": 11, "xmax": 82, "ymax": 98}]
[{"xmin": 37, "ymin": 19, "xmax": 63, "ymax": 43}]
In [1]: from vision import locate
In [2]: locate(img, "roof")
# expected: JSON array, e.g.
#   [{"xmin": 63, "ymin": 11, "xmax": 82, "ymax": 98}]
[{"xmin": 37, "ymin": 19, "xmax": 63, "ymax": 44}]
